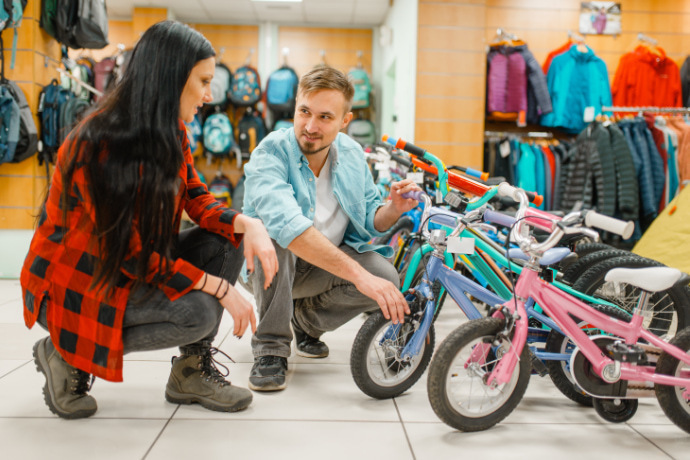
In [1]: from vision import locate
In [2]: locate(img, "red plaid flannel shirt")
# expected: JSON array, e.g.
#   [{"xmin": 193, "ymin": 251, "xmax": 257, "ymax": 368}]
[{"xmin": 21, "ymin": 121, "xmax": 241, "ymax": 382}]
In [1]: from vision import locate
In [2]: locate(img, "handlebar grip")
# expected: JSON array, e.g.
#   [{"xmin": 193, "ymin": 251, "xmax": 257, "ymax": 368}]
[
  {"xmin": 402, "ymin": 190, "xmax": 425, "ymax": 201},
  {"xmin": 390, "ymin": 152, "xmax": 412, "ymax": 168},
  {"xmin": 583, "ymin": 211, "xmax": 634, "ymax": 239},
  {"xmin": 381, "ymin": 135, "xmax": 426, "ymax": 157},
  {"xmin": 525, "ymin": 191, "xmax": 543, "ymax": 207},
  {"xmin": 429, "ymin": 207, "xmax": 459, "ymax": 228},
  {"xmin": 464, "ymin": 167, "xmax": 490, "ymax": 182},
  {"xmin": 497, "ymin": 182, "xmax": 543, "ymax": 206},
  {"xmin": 483, "ymin": 209, "xmax": 516, "ymax": 228}
]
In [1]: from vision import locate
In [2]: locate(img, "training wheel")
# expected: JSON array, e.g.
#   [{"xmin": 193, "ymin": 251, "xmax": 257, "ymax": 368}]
[{"xmin": 592, "ymin": 398, "xmax": 638, "ymax": 423}]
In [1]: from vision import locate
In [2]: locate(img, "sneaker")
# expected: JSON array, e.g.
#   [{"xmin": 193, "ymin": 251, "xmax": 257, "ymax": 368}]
[
  {"xmin": 292, "ymin": 318, "xmax": 329, "ymax": 358},
  {"xmin": 248, "ymin": 356, "xmax": 287, "ymax": 391},
  {"xmin": 165, "ymin": 341, "xmax": 252, "ymax": 412},
  {"xmin": 32, "ymin": 337, "xmax": 97, "ymax": 419}
]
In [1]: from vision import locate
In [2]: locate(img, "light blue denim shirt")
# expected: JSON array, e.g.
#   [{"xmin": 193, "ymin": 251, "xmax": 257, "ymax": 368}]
[{"xmin": 243, "ymin": 128, "xmax": 393, "ymax": 257}]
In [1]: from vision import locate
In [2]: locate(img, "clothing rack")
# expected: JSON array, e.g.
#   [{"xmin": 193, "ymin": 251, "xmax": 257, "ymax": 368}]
[
  {"xmin": 602, "ymin": 106, "xmax": 690, "ymax": 114},
  {"xmin": 484, "ymin": 130, "xmax": 554, "ymax": 139}
]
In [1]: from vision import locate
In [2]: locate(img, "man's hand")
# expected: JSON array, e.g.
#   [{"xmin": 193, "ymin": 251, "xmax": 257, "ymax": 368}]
[
  {"xmin": 389, "ymin": 178, "xmax": 422, "ymax": 214},
  {"xmin": 234, "ymin": 214, "xmax": 278, "ymax": 289},
  {"xmin": 353, "ymin": 272, "xmax": 410, "ymax": 324}
]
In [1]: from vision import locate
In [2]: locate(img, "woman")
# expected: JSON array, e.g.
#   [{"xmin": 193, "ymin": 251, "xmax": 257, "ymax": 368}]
[{"xmin": 21, "ymin": 20, "xmax": 277, "ymax": 419}]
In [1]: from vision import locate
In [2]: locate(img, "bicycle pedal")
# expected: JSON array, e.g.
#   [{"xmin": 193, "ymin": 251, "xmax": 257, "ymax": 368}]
[
  {"xmin": 529, "ymin": 350, "xmax": 548, "ymax": 377},
  {"xmin": 606, "ymin": 342, "xmax": 647, "ymax": 365}
]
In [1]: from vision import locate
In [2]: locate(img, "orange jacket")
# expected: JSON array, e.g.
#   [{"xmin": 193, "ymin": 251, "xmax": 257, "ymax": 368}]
[{"xmin": 612, "ymin": 46, "xmax": 682, "ymax": 108}]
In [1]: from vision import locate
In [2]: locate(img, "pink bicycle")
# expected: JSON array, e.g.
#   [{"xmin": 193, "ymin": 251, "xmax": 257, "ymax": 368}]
[{"xmin": 427, "ymin": 184, "xmax": 690, "ymax": 432}]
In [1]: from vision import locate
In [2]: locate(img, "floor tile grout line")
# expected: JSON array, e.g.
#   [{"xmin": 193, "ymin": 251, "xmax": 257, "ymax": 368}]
[
  {"xmin": 142, "ymin": 405, "xmax": 181, "ymax": 460},
  {"xmin": 393, "ymin": 398, "xmax": 417, "ymax": 460},
  {"xmin": 627, "ymin": 424, "xmax": 677, "ymax": 459},
  {"xmin": 0, "ymin": 359, "xmax": 31, "ymax": 380}
]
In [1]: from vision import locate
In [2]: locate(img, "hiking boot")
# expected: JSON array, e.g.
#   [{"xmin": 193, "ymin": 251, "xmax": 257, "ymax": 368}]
[
  {"xmin": 248, "ymin": 356, "xmax": 287, "ymax": 391},
  {"xmin": 165, "ymin": 341, "xmax": 252, "ymax": 412},
  {"xmin": 292, "ymin": 318, "xmax": 329, "ymax": 358},
  {"xmin": 32, "ymin": 337, "xmax": 97, "ymax": 419}
]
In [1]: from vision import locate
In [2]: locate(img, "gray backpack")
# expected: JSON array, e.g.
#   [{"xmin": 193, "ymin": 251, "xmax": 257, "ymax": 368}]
[{"xmin": 56, "ymin": 0, "xmax": 108, "ymax": 49}]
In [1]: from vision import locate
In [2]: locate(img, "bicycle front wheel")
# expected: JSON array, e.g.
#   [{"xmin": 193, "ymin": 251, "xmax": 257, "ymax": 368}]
[
  {"xmin": 350, "ymin": 310, "xmax": 435, "ymax": 399},
  {"xmin": 655, "ymin": 326, "xmax": 690, "ymax": 434},
  {"xmin": 427, "ymin": 317, "xmax": 531, "ymax": 432}
]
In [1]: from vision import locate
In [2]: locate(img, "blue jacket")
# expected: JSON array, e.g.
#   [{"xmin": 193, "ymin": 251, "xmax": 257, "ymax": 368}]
[
  {"xmin": 243, "ymin": 128, "xmax": 391, "ymax": 256},
  {"xmin": 541, "ymin": 45, "xmax": 612, "ymax": 133}
]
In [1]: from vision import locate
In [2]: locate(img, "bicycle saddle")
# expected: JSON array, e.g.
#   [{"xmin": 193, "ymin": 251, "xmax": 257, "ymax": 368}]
[
  {"xmin": 605, "ymin": 267, "xmax": 690, "ymax": 293},
  {"xmin": 506, "ymin": 247, "xmax": 572, "ymax": 266}
]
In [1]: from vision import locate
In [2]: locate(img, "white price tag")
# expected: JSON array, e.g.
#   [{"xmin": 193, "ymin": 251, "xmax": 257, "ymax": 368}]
[
  {"xmin": 583, "ymin": 106, "xmax": 595, "ymax": 123},
  {"xmin": 499, "ymin": 140, "xmax": 511, "ymax": 158},
  {"xmin": 447, "ymin": 236, "xmax": 475, "ymax": 254},
  {"xmin": 406, "ymin": 172, "xmax": 424, "ymax": 184}
]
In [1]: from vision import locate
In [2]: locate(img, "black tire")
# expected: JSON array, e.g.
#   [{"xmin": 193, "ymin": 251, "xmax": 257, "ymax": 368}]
[
  {"xmin": 561, "ymin": 248, "xmax": 634, "ymax": 284},
  {"xmin": 373, "ymin": 216, "xmax": 415, "ymax": 262},
  {"xmin": 427, "ymin": 317, "xmax": 531, "ymax": 432},
  {"xmin": 350, "ymin": 310, "xmax": 435, "ymax": 399},
  {"xmin": 592, "ymin": 397, "xmax": 638, "ymax": 423},
  {"xmin": 655, "ymin": 326, "xmax": 690, "ymax": 434},
  {"xmin": 545, "ymin": 303, "xmax": 632, "ymax": 407},
  {"xmin": 572, "ymin": 255, "xmax": 690, "ymax": 338},
  {"xmin": 573, "ymin": 242, "xmax": 616, "ymax": 258}
]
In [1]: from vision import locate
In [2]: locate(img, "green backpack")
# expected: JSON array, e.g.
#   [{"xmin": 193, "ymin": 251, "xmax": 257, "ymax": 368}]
[
  {"xmin": 348, "ymin": 67, "xmax": 372, "ymax": 110},
  {"xmin": 39, "ymin": 0, "xmax": 58, "ymax": 39}
]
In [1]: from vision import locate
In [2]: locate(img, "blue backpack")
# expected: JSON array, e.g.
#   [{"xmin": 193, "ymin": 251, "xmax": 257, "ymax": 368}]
[
  {"xmin": 349, "ymin": 67, "xmax": 372, "ymax": 110},
  {"xmin": 203, "ymin": 112, "xmax": 233, "ymax": 156},
  {"xmin": 0, "ymin": 84, "xmax": 20, "ymax": 164},
  {"xmin": 237, "ymin": 110, "xmax": 266, "ymax": 156},
  {"xmin": 184, "ymin": 112, "xmax": 203, "ymax": 156},
  {"xmin": 0, "ymin": 0, "xmax": 27, "ymax": 69},
  {"xmin": 38, "ymin": 79, "xmax": 71, "ymax": 164},
  {"xmin": 229, "ymin": 65, "xmax": 261, "ymax": 107},
  {"xmin": 266, "ymin": 66, "xmax": 299, "ymax": 116}
]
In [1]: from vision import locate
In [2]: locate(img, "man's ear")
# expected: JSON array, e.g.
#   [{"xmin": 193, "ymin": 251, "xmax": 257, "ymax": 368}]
[{"xmin": 342, "ymin": 111, "xmax": 353, "ymax": 130}]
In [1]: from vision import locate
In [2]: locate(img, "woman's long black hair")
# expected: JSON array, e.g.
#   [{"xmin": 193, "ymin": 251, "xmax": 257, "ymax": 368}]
[{"xmin": 60, "ymin": 20, "xmax": 215, "ymax": 297}]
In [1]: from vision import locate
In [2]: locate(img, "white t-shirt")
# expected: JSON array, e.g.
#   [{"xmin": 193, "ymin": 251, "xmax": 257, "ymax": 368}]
[{"xmin": 313, "ymin": 154, "xmax": 349, "ymax": 246}]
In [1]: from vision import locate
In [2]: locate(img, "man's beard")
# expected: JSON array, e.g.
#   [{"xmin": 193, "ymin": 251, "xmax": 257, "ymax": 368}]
[{"xmin": 298, "ymin": 136, "xmax": 329, "ymax": 155}]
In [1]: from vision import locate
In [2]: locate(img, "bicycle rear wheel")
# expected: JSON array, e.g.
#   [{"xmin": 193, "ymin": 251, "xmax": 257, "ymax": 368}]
[
  {"xmin": 655, "ymin": 326, "xmax": 690, "ymax": 434},
  {"xmin": 427, "ymin": 317, "xmax": 531, "ymax": 432},
  {"xmin": 572, "ymin": 255, "xmax": 690, "ymax": 338}
]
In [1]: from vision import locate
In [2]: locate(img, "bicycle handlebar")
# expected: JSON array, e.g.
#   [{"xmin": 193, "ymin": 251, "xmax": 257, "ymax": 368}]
[{"xmin": 583, "ymin": 210, "xmax": 634, "ymax": 239}]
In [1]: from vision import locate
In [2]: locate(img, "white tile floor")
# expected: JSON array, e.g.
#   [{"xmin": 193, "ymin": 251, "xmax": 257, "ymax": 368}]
[{"xmin": 2, "ymin": 278, "xmax": 690, "ymax": 459}]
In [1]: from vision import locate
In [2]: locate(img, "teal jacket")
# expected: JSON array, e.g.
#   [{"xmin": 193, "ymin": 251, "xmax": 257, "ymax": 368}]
[
  {"xmin": 242, "ymin": 128, "xmax": 391, "ymax": 256},
  {"xmin": 541, "ymin": 45, "xmax": 612, "ymax": 133}
]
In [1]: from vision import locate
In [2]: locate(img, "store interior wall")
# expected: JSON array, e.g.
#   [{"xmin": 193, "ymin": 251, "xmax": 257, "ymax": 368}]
[{"xmin": 4, "ymin": 0, "xmax": 690, "ymax": 276}]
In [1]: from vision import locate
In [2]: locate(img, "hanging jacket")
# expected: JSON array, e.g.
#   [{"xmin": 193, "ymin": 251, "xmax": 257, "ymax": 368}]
[
  {"xmin": 542, "ymin": 40, "xmax": 574, "ymax": 74},
  {"xmin": 612, "ymin": 46, "xmax": 682, "ymax": 108},
  {"xmin": 606, "ymin": 123, "xmax": 639, "ymax": 221},
  {"xmin": 619, "ymin": 119, "xmax": 658, "ymax": 223},
  {"xmin": 559, "ymin": 136, "xmax": 605, "ymax": 213},
  {"xmin": 541, "ymin": 45, "xmax": 612, "ymax": 133},
  {"xmin": 514, "ymin": 45, "xmax": 553, "ymax": 124},
  {"xmin": 681, "ymin": 56, "xmax": 690, "ymax": 107}
]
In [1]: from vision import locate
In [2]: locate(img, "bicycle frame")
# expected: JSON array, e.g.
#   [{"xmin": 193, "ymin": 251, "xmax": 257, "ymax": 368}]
[{"xmin": 489, "ymin": 265, "xmax": 690, "ymax": 399}]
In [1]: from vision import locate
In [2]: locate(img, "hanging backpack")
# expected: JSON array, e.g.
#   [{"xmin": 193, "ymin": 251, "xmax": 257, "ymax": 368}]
[
  {"xmin": 54, "ymin": 0, "xmax": 109, "ymax": 49},
  {"xmin": 93, "ymin": 57, "xmax": 114, "ymax": 98},
  {"xmin": 272, "ymin": 119, "xmax": 293, "ymax": 131},
  {"xmin": 203, "ymin": 111, "xmax": 233, "ymax": 156},
  {"xmin": 266, "ymin": 66, "xmax": 299, "ymax": 116},
  {"xmin": 0, "ymin": 0, "xmax": 28, "ymax": 69},
  {"xmin": 209, "ymin": 63, "xmax": 232, "ymax": 108},
  {"xmin": 209, "ymin": 173, "xmax": 233, "ymax": 206},
  {"xmin": 349, "ymin": 67, "xmax": 372, "ymax": 110},
  {"xmin": 0, "ymin": 36, "xmax": 37, "ymax": 163},
  {"xmin": 38, "ymin": 79, "xmax": 71, "ymax": 164},
  {"xmin": 347, "ymin": 119, "xmax": 376, "ymax": 147},
  {"xmin": 184, "ymin": 112, "xmax": 203, "ymax": 157},
  {"xmin": 4, "ymin": 80, "xmax": 38, "ymax": 163},
  {"xmin": 229, "ymin": 65, "xmax": 262, "ymax": 107},
  {"xmin": 58, "ymin": 95, "xmax": 90, "ymax": 144},
  {"xmin": 237, "ymin": 110, "xmax": 266, "ymax": 156},
  {"xmin": 0, "ymin": 84, "xmax": 20, "ymax": 164},
  {"xmin": 39, "ymin": 0, "xmax": 58, "ymax": 39}
]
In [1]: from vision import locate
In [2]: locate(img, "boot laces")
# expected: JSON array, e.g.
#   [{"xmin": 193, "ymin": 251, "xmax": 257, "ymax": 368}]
[
  {"xmin": 70, "ymin": 368, "xmax": 95, "ymax": 395},
  {"xmin": 200, "ymin": 347, "xmax": 235, "ymax": 387}
]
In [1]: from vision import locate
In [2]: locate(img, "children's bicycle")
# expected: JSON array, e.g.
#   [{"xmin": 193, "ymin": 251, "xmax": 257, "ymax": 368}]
[{"xmin": 426, "ymin": 185, "xmax": 690, "ymax": 433}]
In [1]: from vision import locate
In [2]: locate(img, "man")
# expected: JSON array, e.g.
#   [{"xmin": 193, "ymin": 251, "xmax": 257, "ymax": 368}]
[{"xmin": 242, "ymin": 66, "xmax": 419, "ymax": 391}]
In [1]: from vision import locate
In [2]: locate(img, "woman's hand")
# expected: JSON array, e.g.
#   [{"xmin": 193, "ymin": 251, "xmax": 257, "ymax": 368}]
[
  {"xmin": 219, "ymin": 283, "xmax": 257, "ymax": 337},
  {"xmin": 234, "ymin": 214, "xmax": 278, "ymax": 288}
]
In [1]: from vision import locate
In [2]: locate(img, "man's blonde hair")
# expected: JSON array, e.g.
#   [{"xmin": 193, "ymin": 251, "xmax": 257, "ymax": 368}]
[{"xmin": 298, "ymin": 65, "xmax": 355, "ymax": 112}]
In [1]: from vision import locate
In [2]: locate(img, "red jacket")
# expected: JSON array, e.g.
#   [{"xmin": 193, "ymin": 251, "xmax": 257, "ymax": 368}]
[
  {"xmin": 21, "ymin": 120, "xmax": 241, "ymax": 382},
  {"xmin": 612, "ymin": 46, "xmax": 682, "ymax": 108}
]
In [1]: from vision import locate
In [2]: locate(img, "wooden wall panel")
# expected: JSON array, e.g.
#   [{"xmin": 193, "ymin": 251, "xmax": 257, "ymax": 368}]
[
  {"xmin": 278, "ymin": 27, "xmax": 372, "ymax": 78},
  {"xmin": 0, "ymin": 0, "xmax": 61, "ymax": 229}
]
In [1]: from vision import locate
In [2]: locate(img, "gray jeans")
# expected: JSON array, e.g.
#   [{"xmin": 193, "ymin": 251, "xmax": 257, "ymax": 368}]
[
  {"xmin": 242, "ymin": 239, "xmax": 399, "ymax": 358},
  {"xmin": 37, "ymin": 227, "xmax": 244, "ymax": 353}
]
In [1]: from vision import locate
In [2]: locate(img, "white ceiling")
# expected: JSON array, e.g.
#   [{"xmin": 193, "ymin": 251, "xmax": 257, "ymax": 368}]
[{"xmin": 107, "ymin": 0, "xmax": 391, "ymax": 27}]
